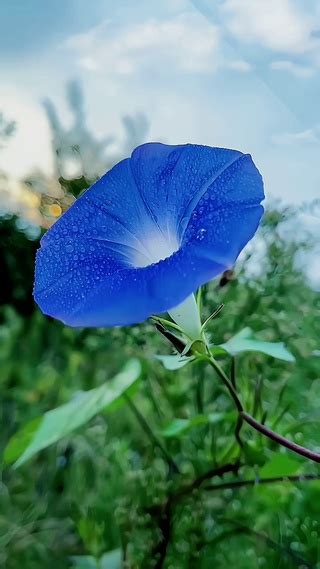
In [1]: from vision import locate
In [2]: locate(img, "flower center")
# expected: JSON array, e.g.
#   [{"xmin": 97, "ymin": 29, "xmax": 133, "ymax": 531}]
[{"xmin": 132, "ymin": 230, "xmax": 180, "ymax": 268}]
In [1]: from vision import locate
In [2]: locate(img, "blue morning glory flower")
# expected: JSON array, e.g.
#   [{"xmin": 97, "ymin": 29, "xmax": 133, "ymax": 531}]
[{"xmin": 34, "ymin": 143, "xmax": 264, "ymax": 328}]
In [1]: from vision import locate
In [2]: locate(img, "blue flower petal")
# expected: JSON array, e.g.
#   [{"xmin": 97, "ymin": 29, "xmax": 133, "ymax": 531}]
[
  {"xmin": 34, "ymin": 143, "xmax": 264, "ymax": 327},
  {"xmin": 130, "ymin": 143, "xmax": 256, "ymax": 241}
]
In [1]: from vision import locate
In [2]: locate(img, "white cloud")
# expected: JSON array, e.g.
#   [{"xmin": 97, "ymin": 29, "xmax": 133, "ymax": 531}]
[
  {"xmin": 221, "ymin": 0, "xmax": 320, "ymax": 54},
  {"xmin": 0, "ymin": 90, "xmax": 53, "ymax": 178},
  {"xmin": 64, "ymin": 14, "xmax": 220, "ymax": 76},
  {"xmin": 270, "ymin": 60, "xmax": 315, "ymax": 77},
  {"xmin": 226, "ymin": 59, "xmax": 253, "ymax": 72},
  {"xmin": 272, "ymin": 126, "xmax": 320, "ymax": 146}
]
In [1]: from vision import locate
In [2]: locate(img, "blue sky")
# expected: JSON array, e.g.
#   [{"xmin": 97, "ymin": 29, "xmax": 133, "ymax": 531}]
[{"xmin": 1, "ymin": 0, "xmax": 320, "ymax": 208}]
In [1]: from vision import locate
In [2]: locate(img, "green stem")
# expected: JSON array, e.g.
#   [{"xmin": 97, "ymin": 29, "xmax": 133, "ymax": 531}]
[
  {"xmin": 204, "ymin": 473, "xmax": 320, "ymax": 492},
  {"xmin": 230, "ymin": 356, "xmax": 236, "ymax": 388},
  {"xmin": 205, "ymin": 354, "xmax": 243, "ymax": 413},
  {"xmin": 155, "ymin": 319, "xmax": 320, "ymax": 466},
  {"xmin": 235, "ymin": 414, "xmax": 244, "ymax": 449},
  {"xmin": 194, "ymin": 365, "xmax": 204, "ymax": 414}
]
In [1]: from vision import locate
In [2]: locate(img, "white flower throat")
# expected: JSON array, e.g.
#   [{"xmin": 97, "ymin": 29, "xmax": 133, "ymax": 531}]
[
  {"xmin": 132, "ymin": 229, "xmax": 180, "ymax": 268},
  {"xmin": 129, "ymin": 228, "xmax": 202, "ymax": 340}
]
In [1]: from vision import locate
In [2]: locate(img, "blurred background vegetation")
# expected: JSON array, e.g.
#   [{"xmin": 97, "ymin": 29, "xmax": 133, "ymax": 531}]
[{"xmin": 0, "ymin": 84, "xmax": 320, "ymax": 569}]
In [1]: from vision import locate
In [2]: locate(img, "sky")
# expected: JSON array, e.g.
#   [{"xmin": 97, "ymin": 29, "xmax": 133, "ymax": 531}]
[{"xmin": 1, "ymin": 0, "xmax": 320, "ymax": 211}]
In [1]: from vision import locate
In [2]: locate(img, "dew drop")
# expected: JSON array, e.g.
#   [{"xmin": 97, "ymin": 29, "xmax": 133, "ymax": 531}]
[{"xmin": 196, "ymin": 228, "xmax": 207, "ymax": 241}]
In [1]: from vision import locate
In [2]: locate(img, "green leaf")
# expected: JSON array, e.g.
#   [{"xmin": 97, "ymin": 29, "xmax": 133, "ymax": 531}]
[
  {"xmin": 4, "ymin": 359, "xmax": 141, "ymax": 467},
  {"xmin": 155, "ymin": 354, "xmax": 194, "ymax": 370},
  {"xmin": 160, "ymin": 418, "xmax": 191, "ymax": 437},
  {"xmin": 210, "ymin": 345, "xmax": 229, "ymax": 357},
  {"xmin": 71, "ymin": 556, "xmax": 98, "ymax": 569},
  {"xmin": 259, "ymin": 453, "xmax": 301, "ymax": 478},
  {"xmin": 218, "ymin": 327, "xmax": 295, "ymax": 362},
  {"xmin": 3, "ymin": 416, "xmax": 42, "ymax": 465},
  {"xmin": 160, "ymin": 412, "xmax": 227, "ymax": 438},
  {"xmin": 100, "ymin": 549, "xmax": 122, "ymax": 569}
]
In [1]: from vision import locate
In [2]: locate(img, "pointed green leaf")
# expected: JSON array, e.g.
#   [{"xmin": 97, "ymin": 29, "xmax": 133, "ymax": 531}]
[
  {"xmin": 160, "ymin": 412, "xmax": 228, "ymax": 438},
  {"xmin": 155, "ymin": 354, "xmax": 194, "ymax": 371},
  {"xmin": 219, "ymin": 328, "xmax": 295, "ymax": 362},
  {"xmin": 161, "ymin": 418, "xmax": 191, "ymax": 437},
  {"xmin": 4, "ymin": 417, "xmax": 42, "ymax": 465},
  {"xmin": 210, "ymin": 345, "xmax": 229, "ymax": 357},
  {"xmin": 259, "ymin": 453, "xmax": 301, "ymax": 478},
  {"xmin": 4, "ymin": 359, "xmax": 141, "ymax": 467}
]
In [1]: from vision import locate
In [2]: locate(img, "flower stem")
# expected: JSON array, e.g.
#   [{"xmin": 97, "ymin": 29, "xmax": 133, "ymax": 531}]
[
  {"xmin": 205, "ymin": 353, "xmax": 320, "ymax": 464},
  {"xmin": 206, "ymin": 354, "xmax": 243, "ymax": 412},
  {"xmin": 194, "ymin": 365, "xmax": 205, "ymax": 414},
  {"xmin": 241, "ymin": 411, "xmax": 320, "ymax": 463},
  {"xmin": 155, "ymin": 319, "xmax": 320, "ymax": 465}
]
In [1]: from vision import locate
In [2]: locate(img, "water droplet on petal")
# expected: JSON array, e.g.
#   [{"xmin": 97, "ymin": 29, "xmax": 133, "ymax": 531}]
[{"xmin": 196, "ymin": 228, "xmax": 207, "ymax": 241}]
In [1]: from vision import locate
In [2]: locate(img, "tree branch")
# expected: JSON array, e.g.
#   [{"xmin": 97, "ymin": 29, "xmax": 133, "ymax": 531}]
[
  {"xmin": 152, "ymin": 500, "xmax": 172, "ymax": 569},
  {"xmin": 173, "ymin": 461, "xmax": 241, "ymax": 501}
]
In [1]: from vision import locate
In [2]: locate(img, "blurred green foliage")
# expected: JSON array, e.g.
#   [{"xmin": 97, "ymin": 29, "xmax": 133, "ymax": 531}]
[{"xmin": 1, "ymin": 201, "xmax": 320, "ymax": 568}]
